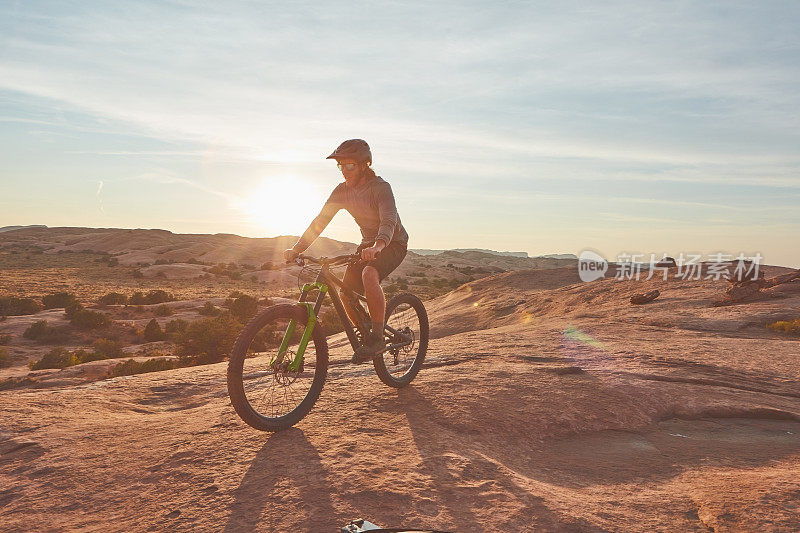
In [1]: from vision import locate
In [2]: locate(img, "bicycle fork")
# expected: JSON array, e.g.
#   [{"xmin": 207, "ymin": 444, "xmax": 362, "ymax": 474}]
[{"xmin": 271, "ymin": 281, "xmax": 328, "ymax": 372}]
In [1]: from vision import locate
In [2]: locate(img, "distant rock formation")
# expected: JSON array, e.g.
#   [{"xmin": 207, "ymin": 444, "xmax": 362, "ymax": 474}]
[
  {"xmin": 411, "ymin": 248, "xmax": 529, "ymax": 258},
  {"xmin": 0, "ymin": 225, "xmax": 48, "ymax": 233},
  {"xmin": 536, "ymin": 253, "xmax": 578, "ymax": 260},
  {"xmin": 713, "ymin": 269, "xmax": 800, "ymax": 306}
]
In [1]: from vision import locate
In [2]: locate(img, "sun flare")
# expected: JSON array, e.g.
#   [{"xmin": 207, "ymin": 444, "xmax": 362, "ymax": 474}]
[{"xmin": 237, "ymin": 176, "xmax": 323, "ymax": 235}]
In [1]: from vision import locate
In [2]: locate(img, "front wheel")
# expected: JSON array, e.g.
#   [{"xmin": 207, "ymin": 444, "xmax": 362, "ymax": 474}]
[
  {"xmin": 373, "ymin": 293, "xmax": 429, "ymax": 388},
  {"xmin": 227, "ymin": 304, "xmax": 329, "ymax": 431}
]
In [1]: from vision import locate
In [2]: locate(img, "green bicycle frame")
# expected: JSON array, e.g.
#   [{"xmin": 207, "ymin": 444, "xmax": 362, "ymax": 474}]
[{"xmin": 269, "ymin": 255, "xmax": 413, "ymax": 371}]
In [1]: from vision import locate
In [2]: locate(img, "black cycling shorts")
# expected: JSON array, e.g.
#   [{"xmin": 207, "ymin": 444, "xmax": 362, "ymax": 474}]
[{"xmin": 343, "ymin": 241, "xmax": 407, "ymax": 295}]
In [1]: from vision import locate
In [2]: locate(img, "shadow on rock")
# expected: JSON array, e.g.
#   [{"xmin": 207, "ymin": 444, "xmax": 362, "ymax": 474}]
[
  {"xmin": 224, "ymin": 428, "xmax": 336, "ymax": 532},
  {"xmin": 398, "ymin": 386, "xmax": 607, "ymax": 532}
]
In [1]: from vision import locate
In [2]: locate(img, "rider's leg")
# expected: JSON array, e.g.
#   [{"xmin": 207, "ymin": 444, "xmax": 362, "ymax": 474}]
[{"xmin": 362, "ymin": 265, "xmax": 385, "ymax": 334}]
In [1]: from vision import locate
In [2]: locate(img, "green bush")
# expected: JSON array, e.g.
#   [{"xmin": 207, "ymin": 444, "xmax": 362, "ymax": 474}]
[
  {"xmin": 320, "ymin": 308, "xmax": 346, "ymax": 336},
  {"xmin": 64, "ymin": 301, "xmax": 84, "ymax": 319},
  {"xmin": 129, "ymin": 292, "xmax": 146, "ymax": 305},
  {"xmin": 165, "ymin": 318, "xmax": 188, "ymax": 335},
  {"xmin": 29, "ymin": 347, "xmax": 77, "ymax": 370},
  {"xmin": 98, "ymin": 292, "xmax": 127, "ymax": 305},
  {"xmin": 111, "ymin": 357, "xmax": 177, "ymax": 377},
  {"xmin": 42, "ymin": 292, "xmax": 78, "ymax": 309},
  {"xmin": 144, "ymin": 319, "xmax": 165, "ymax": 342},
  {"xmin": 767, "ymin": 319, "xmax": 800, "ymax": 335},
  {"xmin": 71, "ymin": 348, "xmax": 106, "ymax": 364},
  {"xmin": 153, "ymin": 304, "xmax": 173, "ymax": 317},
  {"xmin": 70, "ymin": 309, "xmax": 111, "ymax": 330},
  {"xmin": 0, "ymin": 347, "xmax": 12, "ymax": 368},
  {"xmin": 226, "ymin": 294, "xmax": 258, "ymax": 323},
  {"xmin": 198, "ymin": 302, "xmax": 220, "ymax": 316},
  {"xmin": 130, "ymin": 290, "xmax": 174, "ymax": 305},
  {"xmin": 0, "ymin": 296, "xmax": 43, "ymax": 316},
  {"xmin": 92, "ymin": 338, "xmax": 124, "ymax": 358},
  {"xmin": 177, "ymin": 312, "xmax": 239, "ymax": 364},
  {"xmin": 0, "ymin": 333, "xmax": 11, "ymax": 345},
  {"xmin": 21, "ymin": 320, "xmax": 69, "ymax": 344},
  {"xmin": 23, "ymin": 320, "xmax": 53, "ymax": 340}
]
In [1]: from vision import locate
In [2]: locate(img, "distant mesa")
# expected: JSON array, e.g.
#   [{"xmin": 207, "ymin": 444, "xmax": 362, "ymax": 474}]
[
  {"xmin": 0, "ymin": 224, "xmax": 48, "ymax": 233},
  {"xmin": 411, "ymin": 248, "xmax": 530, "ymax": 258},
  {"xmin": 536, "ymin": 253, "xmax": 578, "ymax": 260}
]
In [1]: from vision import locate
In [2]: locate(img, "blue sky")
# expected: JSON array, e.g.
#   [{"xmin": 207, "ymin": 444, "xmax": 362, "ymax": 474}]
[{"xmin": 1, "ymin": 1, "xmax": 799, "ymax": 266}]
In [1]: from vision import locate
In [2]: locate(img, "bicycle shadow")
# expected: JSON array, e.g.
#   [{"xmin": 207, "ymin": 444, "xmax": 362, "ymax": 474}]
[
  {"xmin": 397, "ymin": 386, "xmax": 606, "ymax": 532},
  {"xmin": 223, "ymin": 428, "xmax": 337, "ymax": 532}
]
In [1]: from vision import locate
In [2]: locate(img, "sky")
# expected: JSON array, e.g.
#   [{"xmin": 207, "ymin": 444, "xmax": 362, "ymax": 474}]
[{"xmin": 1, "ymin": 1, "xmax": 799, "ymax": 267}]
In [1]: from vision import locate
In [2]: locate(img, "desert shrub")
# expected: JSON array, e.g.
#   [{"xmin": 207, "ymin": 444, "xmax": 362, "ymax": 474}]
[
  {"xmin": 144, "ymin": 319, "xmax": 165, "ymax": 342},
  {"xmin": 23, "ymin": 320, "xmax": 53, "ymax": 340},
  {"xmin": 111, "ymin": 357, "xmax": 177, "ymax": 377},
  {"xmin": 260, "ymin": 261, "xmax": 276, "ymax": 270},
  {"xmin": 42, "ymin": 292, "xmax": 78, "ymax": 309},
  {"xmin": 176, "ymin": 312, "xmax": 239, "ymax": 365},
  {"xmin": 98, "ymin": 292, "xmax": 127, "ymax": 305},
  {"xmin": 0, "ymin": 333, "xmax": 11, "ymax": 345},
  {"xmin": 22, "ymin": 320, "xmax": 69, "ymax": 344},
  {"xmin": 71, "ymin": 348, "xmax": 106, "ymax": 364},
  {"xmin": 29, "ymin": 347, "xmax": 77, "ymax": 370},
  {"xmin": 0, "ymin": 347, "xmax": 12, "ymax": 368},
  {"xmin": 199, "ymin": 302, "xmax": 220, "ymax": 316},
  {"xmin": 165, "ymin": 318, "xmax": 188, "ymax": 334},
  {"xmin": 320, "ymin": 308, "xmax": 346, "ymax": 336},
  {"xmin": 70, "ymin": 309, "xmax": 111, "ymax": 330},
  {"xmin": 225, "ymin": 294, "xmax": 258, "ymax": 323},
  {"xmin": 64, "ymin": 301, "xmax": 84, "ymax": 319},
  {"xmin": 153, "ymin": 304, "xmax": 173, "ymax": 317},
  {"xmin": 92, "ymin": 338, "xmax": 124, "ymax": 358},
  {"xmin": 145, "ymin": 290, "xmax": 174, "ymax": 304},
  {"xmin": 155, "ymin": 271, "xmax": 167, "ymax": 279},
  {"xmin": 767, "ymin": 319, "xmax": 800, "ymax": 336},
  {"xmin": 0, "ymin": 296, "xmax": 43, "ymax": 316},
  {"xmin": 132, "ymin": 269, "xmax": 144, "ymax": 279},
  {"xmin": 129, "ymin": 292, "xmax": 146, "ymax": 305},
  {"xmin": 154, "ymin": 258, "xmax": 172, "ymax": 265}
]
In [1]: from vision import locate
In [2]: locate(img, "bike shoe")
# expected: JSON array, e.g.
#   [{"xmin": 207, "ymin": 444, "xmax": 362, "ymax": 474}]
[{"xmin": 352, "ymin": 331, "xmax": 386, "ymax": 364}]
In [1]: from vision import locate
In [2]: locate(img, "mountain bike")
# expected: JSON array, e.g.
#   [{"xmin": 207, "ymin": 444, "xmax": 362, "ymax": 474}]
[{"xmin": 227, "ymin": 252, "xmax": 429, "ymax": 431}]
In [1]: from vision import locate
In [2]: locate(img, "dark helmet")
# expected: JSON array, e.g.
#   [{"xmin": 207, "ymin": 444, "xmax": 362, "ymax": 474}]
[{"xmin": 326, "ymin": 139, "xmax": 372, "ymax": 164}]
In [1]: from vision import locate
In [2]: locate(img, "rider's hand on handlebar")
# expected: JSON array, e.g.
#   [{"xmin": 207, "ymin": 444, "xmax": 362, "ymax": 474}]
[
  {"xmin": 284, "ymin": 248, "xmax": 300, "ymax": 263},
  {"xmin": 360, "ymin": 242, "xmax": 385, "ymax": 262}
]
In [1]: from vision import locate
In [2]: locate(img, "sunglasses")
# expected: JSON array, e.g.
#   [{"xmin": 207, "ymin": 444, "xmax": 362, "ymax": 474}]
[{"xmin": 337, "ymin": 162, "xmax": 358, "ymax": 171}]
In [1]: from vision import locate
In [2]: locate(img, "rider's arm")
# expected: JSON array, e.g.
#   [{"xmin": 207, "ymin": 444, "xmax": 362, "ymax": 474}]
[
  {"xmin": 374, "ymin": 182, "xmax": 399, "ymax": 246},
  {"xmin": 292, "ymin": 188, "xmax": 342, "ymax": 253}
]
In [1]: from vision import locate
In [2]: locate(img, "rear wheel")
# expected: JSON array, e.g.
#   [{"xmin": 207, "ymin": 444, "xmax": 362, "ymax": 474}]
[
  {"xmin": 373, "ymin": 293, "xmax": 429, "ymax": 388},
  {"xmin": 227, "ymin": 304, "xmax": 328, "ymax": 431}
]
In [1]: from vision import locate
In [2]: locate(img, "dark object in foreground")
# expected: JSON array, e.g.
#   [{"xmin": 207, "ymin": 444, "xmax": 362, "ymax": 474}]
[
  {"xmin": 341, "ymin": 518, "xmax": 453, "ymax": 533},
  {"xmin": 630, "ymin": 289, "xmax": 660, "ymax": 305}
]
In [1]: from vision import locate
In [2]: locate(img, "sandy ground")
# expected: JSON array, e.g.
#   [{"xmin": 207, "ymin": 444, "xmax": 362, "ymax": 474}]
[{"xmin": 2, "ymin": 266, "xmax": 800, "ymax": 531}]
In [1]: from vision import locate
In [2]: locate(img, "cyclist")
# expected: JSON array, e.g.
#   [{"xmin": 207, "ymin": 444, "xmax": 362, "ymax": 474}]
[{"xmin": 284, "ymin": 139, "xmax": 409, "ymax": 363}]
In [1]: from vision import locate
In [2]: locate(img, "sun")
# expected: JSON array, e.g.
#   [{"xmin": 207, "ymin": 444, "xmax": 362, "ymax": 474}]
[{"xmin": 237, "ymin": 176, "xmax": 324, "ymax": 235}]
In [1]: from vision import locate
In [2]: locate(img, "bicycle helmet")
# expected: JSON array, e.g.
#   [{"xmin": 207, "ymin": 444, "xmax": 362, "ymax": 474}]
[{"xmin": 326, "ymin": 139, "xmax": 372, "ymax": 164}]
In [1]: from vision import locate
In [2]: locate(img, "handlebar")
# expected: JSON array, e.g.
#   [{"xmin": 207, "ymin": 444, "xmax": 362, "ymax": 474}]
[{"xmin": 289, "ymin": 253, "xmax": 363, "ymax": 268}]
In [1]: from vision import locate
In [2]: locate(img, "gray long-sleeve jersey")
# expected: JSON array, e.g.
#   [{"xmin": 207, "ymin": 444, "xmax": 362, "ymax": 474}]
[{"xmin": 294, "ymin": 175, "xmax": 409, "ymax": 251}]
